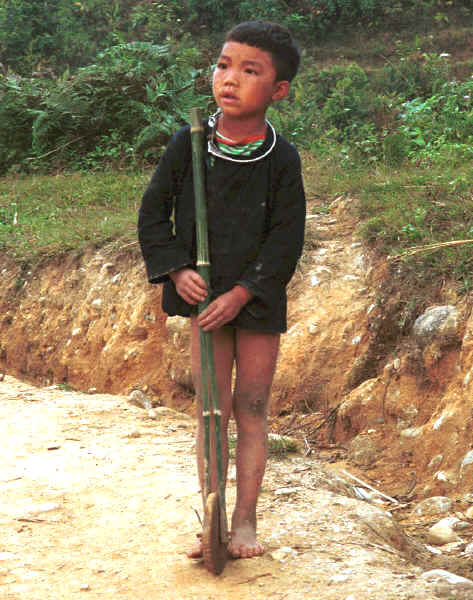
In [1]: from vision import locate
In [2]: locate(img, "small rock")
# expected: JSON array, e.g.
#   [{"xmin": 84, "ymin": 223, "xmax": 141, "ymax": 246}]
[
  {"xmin": 127, "ymin": 431, "xmax": 141, "ymax": 439},
  {"xmin": 274, "ymin": 487, "xmax": 301, "ymax": 496},
  {"xmin": 80, "ymin": 583, "xmax": 90, "ymax": 591},
  {"xmin": 129, "ymin": 326, "xmax": 148, "ymax": 341},
  {"xmin": 464, "ymin": 542, "xmax": 473, "ymax": 557},
  {"xmin": 426, "ymin": 521, "xmax": 459, "ymax": 545},
  {"xmin": 128, "ymin": 389, "xmax": 151, "ymax": 410},
  {"xmin": 357, "ymin": 504, "xmax": 419, "ymax": 558},
  {"xmin": 460, "ymin": 450, "xmax": 473, "ymax": 478},
  {"xmin": 453, "ymin": 520, "xmax": 471, "ymax": 532},
  {"xmin": 421, "ymin": 569, "xmax": 473, "ymax": 599},
  {"xmin": 427, "ymin": 455, "xmax": 443, "ymax": 470},
  {"xmin": 270, "ymin": 547, "xmax": 293, "ymax": 561},
  {"xmin": 329, "ymin": 573, "xmax": 350, "ymax": 584},
  {"xmin": 400, "ymin": 426, "xmax": 422, "ymax": 438},
  {"xmin": 465, "ymin": 505, "xmax": 473, "ymax": 519},
  {"xmin": 413, "ymin": 305, "xmax": 459, "ymax": 347},
  {"xmin": 147, "ymin": 409, "xmax": 157, "ymax": 420},
  {"xmin": 414, "ymin": 496, "xmax": 452, "ymax": 516},
  {"xmin": 434, "ymin": 470, "xmax": 456, "ymax": 485},
  {"xmin": 348, "ymin": 435, "xmax": 378, "ymax": 467}
]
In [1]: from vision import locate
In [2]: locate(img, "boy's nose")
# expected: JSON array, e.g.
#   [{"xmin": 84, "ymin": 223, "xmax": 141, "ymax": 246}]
[{"xmin": 223, "ymin": 68, "xmax": 238, "ymax": 86}]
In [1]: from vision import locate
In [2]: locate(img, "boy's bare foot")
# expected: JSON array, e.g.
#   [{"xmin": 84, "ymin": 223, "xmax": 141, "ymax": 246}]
[
  {"xmin": 186, "ymin": 533, "xmax": 203, "ymax": 559},
  {"xmin": 228, "ymin": 521, "xmax": 264, "ymax": 558}
]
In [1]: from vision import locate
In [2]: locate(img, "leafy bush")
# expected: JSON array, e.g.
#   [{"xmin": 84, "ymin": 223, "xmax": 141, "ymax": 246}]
[
  {"xmin": 0, "ymin": 76, "xmax": 46, "ymax": 173},
  {"xmin": 269, "ymin": 61, "xmax": 382, "ymax": 165},
  {"xmin": 398, "ymin": 78, "xmax": 473, "ymax": 164},
  {"xmin": 0, "ymin": 41, "xmax": 209, "ymax": 173},
  {"xmin": 0, "ymin": 0, "xmax": 137, "ymax": 74},
  {"xmin": 380, "ymin": 48, "xmax": 452, "ymax": 99}
]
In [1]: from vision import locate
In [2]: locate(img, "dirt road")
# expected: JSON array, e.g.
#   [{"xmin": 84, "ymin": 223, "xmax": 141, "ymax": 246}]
[{"xmin": 1, "ymin": 376, "xmax": 443, "ymax": 599}]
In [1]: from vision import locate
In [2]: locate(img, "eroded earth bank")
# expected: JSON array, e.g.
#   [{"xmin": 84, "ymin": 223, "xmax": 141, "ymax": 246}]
[{"xmin": 2, "ymin": 196, "xmax": 473, "ymax": 598}]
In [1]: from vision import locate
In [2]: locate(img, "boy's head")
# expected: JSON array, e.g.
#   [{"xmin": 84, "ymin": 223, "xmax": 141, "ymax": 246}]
[{"xmin": 225, "ymin": 21, "xmax": 300, "ymax": 83}]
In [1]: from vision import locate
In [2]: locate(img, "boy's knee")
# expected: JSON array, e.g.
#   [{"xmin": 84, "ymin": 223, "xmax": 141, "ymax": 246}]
[{"xmin": 234, "ymin": 387, "xmax": 269, "ymax": 417}]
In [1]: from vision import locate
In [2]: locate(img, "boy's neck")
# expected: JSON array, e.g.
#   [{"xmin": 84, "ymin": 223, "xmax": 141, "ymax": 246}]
[{"xmin": 217, "ymin": 113, "xmax": 267, "ymax": 143}]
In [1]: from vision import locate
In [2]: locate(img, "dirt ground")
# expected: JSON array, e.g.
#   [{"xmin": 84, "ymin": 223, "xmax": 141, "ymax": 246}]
[{"xmin": 1, "ymin": 375, "xmax": 448, "ymax": 600}]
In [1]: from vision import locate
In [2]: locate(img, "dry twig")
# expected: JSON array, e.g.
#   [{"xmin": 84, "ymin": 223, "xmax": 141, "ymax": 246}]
[{"xmin": 388, "ymin": 239, "xmax": 473, "ymax": 262}]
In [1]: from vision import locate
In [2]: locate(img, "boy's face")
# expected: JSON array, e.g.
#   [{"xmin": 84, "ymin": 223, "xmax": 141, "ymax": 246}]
[{"xmin": 213, "ymin": 41, "xmax": 289, "ymax": 123}]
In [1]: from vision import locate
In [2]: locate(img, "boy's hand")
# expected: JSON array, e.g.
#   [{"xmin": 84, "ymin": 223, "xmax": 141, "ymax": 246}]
[
  {"xmin": 197, "ymin": 285, "xmax": 253, "ymax": 331},
  {"xmin": 169, "ymin": 268, "xmax": 207, "ymax": 305}
]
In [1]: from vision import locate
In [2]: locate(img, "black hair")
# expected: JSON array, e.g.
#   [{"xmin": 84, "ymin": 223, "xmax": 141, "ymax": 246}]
[{"xmin": 225, "ymin": 21, "xmax": 300, "ymax": 82}]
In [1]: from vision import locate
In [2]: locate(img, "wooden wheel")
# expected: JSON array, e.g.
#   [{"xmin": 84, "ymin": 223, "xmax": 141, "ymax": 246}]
[{"xmin": 202, "ymin": 492, "xmax": 228, "ymax": 575}]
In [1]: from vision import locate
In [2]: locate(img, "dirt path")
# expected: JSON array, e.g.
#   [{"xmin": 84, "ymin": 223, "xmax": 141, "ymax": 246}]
[{"xmin": 0, "ymin": 376, "xmax": 442, "ymax": 599}]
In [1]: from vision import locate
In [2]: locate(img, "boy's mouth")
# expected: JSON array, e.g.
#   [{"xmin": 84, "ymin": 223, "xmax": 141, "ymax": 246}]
[{"xmin": 221, "ymin": 92, "xmax": 238, "ymax": 102}]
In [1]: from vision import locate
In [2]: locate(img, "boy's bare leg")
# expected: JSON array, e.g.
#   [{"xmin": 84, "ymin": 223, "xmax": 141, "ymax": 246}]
[
  {"xmin": 228, "ymin": 329, "xmax": 280, "ymax": 559},
  {"xmin": 187, "ymin": 317, "xmax": 235, "ymax": 558}
]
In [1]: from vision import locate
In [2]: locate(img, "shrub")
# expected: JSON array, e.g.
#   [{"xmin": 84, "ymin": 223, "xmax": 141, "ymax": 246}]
[
  {"xmin": 0, "ymin": 76, "xmax": 46, "ymax": 173},
  {"xmin": 398, "ymin": 78, "xmax": 473, "ymax": 164},
  {"xmin": 0, "ymin": 40, "xmax": 210, "ymax": 173}
]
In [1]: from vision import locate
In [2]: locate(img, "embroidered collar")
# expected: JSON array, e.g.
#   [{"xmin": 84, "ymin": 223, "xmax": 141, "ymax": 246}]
[{"xmin": 207, "ymin": 109, "xmax": 276, "ymax": 163}]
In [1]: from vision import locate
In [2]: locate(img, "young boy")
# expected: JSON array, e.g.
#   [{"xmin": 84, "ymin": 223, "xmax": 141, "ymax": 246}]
[{"xmin": 138, "ymin": 21, "xmax": 305, "ymax": 559}]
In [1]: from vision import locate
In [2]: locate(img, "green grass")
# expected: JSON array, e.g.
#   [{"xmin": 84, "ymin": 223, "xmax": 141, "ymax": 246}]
[
  {"xmin": 357, "ymin": 163, "xmax": 473, "ymax": 293},
  {"xmin": 0, "ymin": 169, "xmax": 149, "ymax": 262}
]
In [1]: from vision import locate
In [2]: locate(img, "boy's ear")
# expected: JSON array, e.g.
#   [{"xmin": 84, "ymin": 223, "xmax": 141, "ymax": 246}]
[{"xmin": 272, "ymin": 80, "xmax": 290, "ymax": 102}]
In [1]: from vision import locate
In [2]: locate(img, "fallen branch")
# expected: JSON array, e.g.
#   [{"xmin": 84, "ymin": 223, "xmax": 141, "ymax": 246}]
[
  {"xmin": 26, "ymin": 136, "xmax": 85, "ymax": 161},
  {"xmin": 388, "ymin": 239, "xmax": 473, "ymax": 262},
  {"xmin": 341, "ymin": 469, "xmax": 399, "ymax": 504}
]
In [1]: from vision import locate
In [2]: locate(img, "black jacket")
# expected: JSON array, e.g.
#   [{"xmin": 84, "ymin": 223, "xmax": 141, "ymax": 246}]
[{"xmin": 138, "ymin": 119, "xmax": 305, "ymax": 332}]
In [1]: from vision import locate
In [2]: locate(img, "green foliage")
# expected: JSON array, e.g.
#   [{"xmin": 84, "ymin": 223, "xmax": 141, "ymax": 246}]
[
  {"xmin": 0, "ymin": 0, "xmax": 137, "ymax": 74},
  {"xmin": 397, "ymin": 79, "xmax": 473, "ymax": 165},
  {"xmin": 0, "ymin": 41, "xmax": 209, "ymax": 173},
  {"xmin": 0, "ymin": 76, "xmax": 46, "ymax": 173},
  {"xmin": 380, "ymin": 47, "xmax": 452, "ymax": 99}
]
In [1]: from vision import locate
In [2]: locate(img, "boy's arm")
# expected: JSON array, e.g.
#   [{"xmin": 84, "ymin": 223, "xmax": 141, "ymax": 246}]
[{"xmin": 138, "ymin": 128, "xmax": 193, "ymax": 284}]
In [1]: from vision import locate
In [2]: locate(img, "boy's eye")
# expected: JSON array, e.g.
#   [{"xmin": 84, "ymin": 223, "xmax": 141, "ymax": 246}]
[
  {"xmin": 216, "ymin": 62, "xmax": 227, "ymax": 70},
  {"xmin": 245, "ymin": 68, "xmax": 258, "ymax": 75}
]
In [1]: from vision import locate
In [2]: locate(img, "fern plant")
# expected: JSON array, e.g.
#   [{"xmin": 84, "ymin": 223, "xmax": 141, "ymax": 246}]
[{"xmin": 23, "ymin": 40, "xmax": 210, "ymax": 170}]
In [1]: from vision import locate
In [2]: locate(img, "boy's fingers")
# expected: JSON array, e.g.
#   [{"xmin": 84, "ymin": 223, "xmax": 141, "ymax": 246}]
[{"xmin": 189, "ymin": 271, "xmax": 207, "ymax": 289}]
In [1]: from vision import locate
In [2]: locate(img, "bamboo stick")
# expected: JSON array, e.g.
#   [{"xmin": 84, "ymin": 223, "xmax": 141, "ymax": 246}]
[{"xmin": 190, "ymin": 108, "xmax": 228, "ymax": 542}]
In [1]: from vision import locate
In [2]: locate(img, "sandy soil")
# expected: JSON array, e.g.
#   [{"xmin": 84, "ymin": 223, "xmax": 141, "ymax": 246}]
[{"xmin": 0, "ymin": 376, "xmax": 441, "ymax": 600}]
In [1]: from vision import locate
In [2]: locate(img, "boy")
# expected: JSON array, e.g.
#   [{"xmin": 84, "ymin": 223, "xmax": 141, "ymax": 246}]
[{"xmin": 138, "ymin": 21, "xmax": 305, "ymax": 559}]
